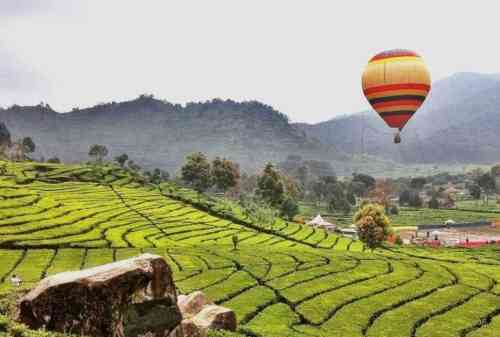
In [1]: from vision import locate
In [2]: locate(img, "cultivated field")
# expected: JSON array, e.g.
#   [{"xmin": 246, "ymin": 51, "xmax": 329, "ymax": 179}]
[{"xmin": 1, "ymin": 161, "xmax": 500, "ymax": 337}]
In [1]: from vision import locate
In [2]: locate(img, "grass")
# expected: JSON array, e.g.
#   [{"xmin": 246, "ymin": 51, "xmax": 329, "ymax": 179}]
[{"xmin": 0, "ymin": 161, "xmax": 499, "ymax": 337}]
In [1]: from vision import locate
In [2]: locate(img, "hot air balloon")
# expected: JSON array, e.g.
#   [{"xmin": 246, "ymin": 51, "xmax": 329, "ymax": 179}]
[{"xmin": 361, "ymin": 49, "xmax": 431, "ymax": 143}]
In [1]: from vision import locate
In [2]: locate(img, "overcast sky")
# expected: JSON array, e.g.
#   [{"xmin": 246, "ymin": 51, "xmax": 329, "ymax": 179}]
[{"xmin": 1, "ymin": 1, "xmax": 499, "ymax": 123}]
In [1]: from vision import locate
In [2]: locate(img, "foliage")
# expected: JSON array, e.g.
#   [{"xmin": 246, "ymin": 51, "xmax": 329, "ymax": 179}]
[
  {"xmin": 353, "ymin": 203, "xmax": 391, "ymax": 250},
  {"xmin": 328, "ymin": 196, "xmax": 351, "ymax": 215},
  {"xmin": 280, "ymin": 197, "xmax": 299, "ymax": 220},
  {"xmin": 476, "ymin": 172, "xmax": 496, "ymax": 204},
  {"xmin": 410, "ymin": 177, "xmax": 427, "ymax": 190},
  {"xmin": 181, "ymin": 152, "xmax": 212, "ymax": 193},
  {"xmin": 256, "ymin": 163, "xmax": 284, "ymax": 207},
  {"xmin": 352, "ymin": 173, "xmax": 376, "ymax": 196},
  {"xmin": 46, "ymin": 157, "xmax": 60, "ymax": 164},
  {"xmin": 468, "ymin": 183, "xmax": 481, "ymax": 199},
  {"xmin": 114, "ymin": 153, "xmax": 129, "ymax": 167},
  {"xmin": 21, "ymin": 137, "xmax": 36, "ymax": 154},
  {"xmin": 0, "ymin": 123, "xmax": 11, "ymax": 147},
  {"xmin": 389, "ymin": 205, "xmax": 399, "ymax": 215},
  {"xmin": 88, "ymin": 144, "xmax": 108, "ymax": 163},
  {"xmin": 429, "ymin": 195, "xmax": 440, "ymax": 209},
  {"xmin": 212, "ymin": 157, "xmax": 240, "ymax": 193}
]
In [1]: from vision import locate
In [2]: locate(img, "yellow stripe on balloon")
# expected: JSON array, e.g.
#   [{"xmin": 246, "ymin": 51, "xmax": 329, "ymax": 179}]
[{"xmin": 376, "ymin": 105, "xmax": 420, "ymax": 113}]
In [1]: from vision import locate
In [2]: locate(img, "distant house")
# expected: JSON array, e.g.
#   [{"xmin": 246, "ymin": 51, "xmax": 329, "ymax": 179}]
[
  {"xmin": 308, "ymin": 214, "xmax": 336, "ymax": 232},
  {"xmin": 338, "ymin": 226, "xmax": 358, "ymax": 239}
]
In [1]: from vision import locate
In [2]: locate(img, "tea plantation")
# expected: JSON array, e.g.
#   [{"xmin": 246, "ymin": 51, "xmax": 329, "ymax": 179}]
[{"xmin": 0, "ymin": 161, "xmax": 500, "ymax": 337}]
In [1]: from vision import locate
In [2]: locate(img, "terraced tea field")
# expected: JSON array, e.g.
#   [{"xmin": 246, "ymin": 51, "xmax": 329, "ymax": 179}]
[{"xmin": 0, "ymin": 161, "xmax": 500, "ymax": 337}]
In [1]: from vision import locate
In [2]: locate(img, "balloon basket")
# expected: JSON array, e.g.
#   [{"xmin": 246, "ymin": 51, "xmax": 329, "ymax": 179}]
[{"xmin": 394, "ymin": 132, "xmax": 401, "ymax": 144}]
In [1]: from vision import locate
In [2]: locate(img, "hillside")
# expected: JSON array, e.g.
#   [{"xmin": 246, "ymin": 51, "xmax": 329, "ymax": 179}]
[
  {"xmin": 0, "ymin": 98, "xmax": 347, "ymax": 174},
  {"xmin": 296, "ymin": 72, "xmax": 500, "ymax": 164},
  {"xmin": 0, "ymin": 162, "xmax": 499, "ymax": 337}
]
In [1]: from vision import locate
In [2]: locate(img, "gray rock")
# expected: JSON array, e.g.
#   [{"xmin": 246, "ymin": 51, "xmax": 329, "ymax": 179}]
[{"xmin": 18, "ymin": 254, "xmax": 182, "ymax": 337}]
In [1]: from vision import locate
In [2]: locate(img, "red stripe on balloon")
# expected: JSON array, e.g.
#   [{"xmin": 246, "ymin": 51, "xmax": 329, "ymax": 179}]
[
  {"xmin": 373, "ymin": 100, "xmax": 422, "ymax": 109},
  {"xmin": 364, "ymin": 83, "xmax": 430, "ymax": 95},
  {"xmin": 381, "ymin": 114, "xmax": 413, "ymax": 129},
  {"xmin": 370, "ymin": 50, "xmax": 419, "ymax": 61}
]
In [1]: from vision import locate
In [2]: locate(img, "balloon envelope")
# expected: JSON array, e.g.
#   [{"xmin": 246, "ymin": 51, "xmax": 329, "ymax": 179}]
[{"xmin": 362, "ymin": 49, "xmax": 431, "ymax": 131}]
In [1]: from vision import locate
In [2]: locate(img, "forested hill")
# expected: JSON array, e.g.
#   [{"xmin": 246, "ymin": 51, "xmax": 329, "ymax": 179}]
[
  {"xmin": 295, "ymin": 72, "xmax": 500, "ymax": 164},
  {"xmin": 0, "ymin": 98, "xmax": 353, "ymax": 173}
]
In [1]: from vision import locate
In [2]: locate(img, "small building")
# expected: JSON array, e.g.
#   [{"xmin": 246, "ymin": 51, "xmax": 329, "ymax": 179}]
[
  {"xmin": 338, "ymin": 227, "xmax": 358, "ymax": 239},
  {"xmin": 308, "ymin": 214, "xmax": 337, "ymax": 232}
]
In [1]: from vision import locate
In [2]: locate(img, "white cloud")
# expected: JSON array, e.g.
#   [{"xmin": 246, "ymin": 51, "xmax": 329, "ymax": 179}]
[{"xmin": 0, "ymin": 1, "xmax": 499, "ymax": 122}]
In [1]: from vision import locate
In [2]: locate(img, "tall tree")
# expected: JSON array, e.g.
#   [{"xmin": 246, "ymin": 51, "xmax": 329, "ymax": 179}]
[
  {"xmin": 354, "ymin": 203, "xmax": 391, "ymax": 251},
  {"xmin": 181, "ymin": 152, "xmax": 212, "ymax": 193},
  {"xmin": 280, "ymin": 196, "xmax": 299, "ymax": 220},
  {"xmin": 352, "ymin": 173, "xmax": 376, "ymax": 196},
  {"xmin": 476, "ymin": 173, "xmax": 496, "ymax": 205},
  {"xmin": 468, "ymin": 183, "xmax": 481, "ymax": 200},
  {"xmin": 21, "ymin": 137, "xmax": 36, "ymax": 155},
  {"xmin": 256, "ymin": 163, "xmax": 284, "ymax": 207},
  {"xmin": 114, "ymin": 153, "xmax": 129, "ymax": 167},
  {"xmin": 211, "ymin": 157, "xmax": 240, "ymax": 193},
  {"xmin": 0, "ymin": 122, "xmax": 11, "ymax": 148},
  {"xmin": 88, "ymin": 144, "xmax": 108, "ymax": 163},
  {"xmin": 410, "ymin": 177, "xmax": 427, "ymax": 190}
]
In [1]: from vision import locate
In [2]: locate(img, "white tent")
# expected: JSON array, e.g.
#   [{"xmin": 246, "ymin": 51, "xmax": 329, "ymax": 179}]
[{"xmin": 308, "ymin": 214, "xmax": 336, "ymax": 231}]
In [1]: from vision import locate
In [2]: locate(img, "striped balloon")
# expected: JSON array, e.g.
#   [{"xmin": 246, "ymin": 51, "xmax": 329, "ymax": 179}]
[{"xmin": 362, "ymin": 49, "xmax": 431, "ymax": 131}]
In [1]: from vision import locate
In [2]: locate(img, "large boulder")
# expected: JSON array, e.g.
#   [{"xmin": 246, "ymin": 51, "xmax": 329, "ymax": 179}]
[{"xmin": 17, "ymin": 254, "xmax": 182, "ymax": 337}]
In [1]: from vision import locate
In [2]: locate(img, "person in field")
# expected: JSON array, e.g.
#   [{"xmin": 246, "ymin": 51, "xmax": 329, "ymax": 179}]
[{"xmin": 10, "ymin": 274, "xmax": 22, "ymax": 287}]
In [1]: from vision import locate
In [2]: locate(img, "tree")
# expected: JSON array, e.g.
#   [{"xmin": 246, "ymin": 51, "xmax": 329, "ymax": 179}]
[
  {"xmin": 468, "ymin": 183, "xmax": 481, "ymax": 200},
  {"xmin": 281, "ymin": 174, "xmax": 302, "ymax": 200},
  {"xmin": 476, "ymin": 173, "xmax": 496, "ymax": 205},
  {"xmin": 256, "ymin": 163, "xmax": 284, "ymax": 207},
  {"xmin": 21, "ymin": 137, "xmax": 35, "ymax": 154},
  {"xmin": 352, "ymin": 173, "xmax": 376, "ymax": 196},
  {"xmin": 408, "ymin": 191, "xmax": 423, "ymax": 208},
  {"xmin": 181, "ymin": 152, "xmax": 212, "ymax": 193},
  {"xmin": 115, "ymin": 153, "xmax": 129, "ymax": 167},
  {"xmin": 280, "ymin": 197, "xmax": 299, "ymax": 220},
  {"xmin": 211, "ymin": 157, "xmax": 240, "ymax": 193},
  {"xmin": 368, "ymin": 179, "xmax": 394, "ymax": 206},
  {"xmin": 127, "ymin": 160, "xmax": 141, "ymax": 172},
  {"xmin": 0, "ymin": 122, "xmax": 11, "ymax": 148},
  {"xmin": 47, "ymin": 157, "xmax": 61, "ymax": 163},
  {"xmin": 399, "ymin": 190, "xmax": 411, "ymax": 205},
  {"xmin": 88, "ymin": 144, "xmax": 108, "ymax": 163},
  {"xmin": 429, "ymin": 195, "xmax": 440, "ymax": 209},
  {"xmin": 328, "ymin": 197, "xmax": 351, "ymax": 215},
  {"xmin": 354, "ymin": 203, "xmax": 391, "ymax": 251},
  {"xmin": 346, "ymin": 189, "xmax": 357, "ymax": 205},
  {"xmin": 491, "ymin": 164, "xmax": 500, "ymax": 178},
  {"xmin": 410, "ymin": 177, "xmax": 427, "ymax": 190}
]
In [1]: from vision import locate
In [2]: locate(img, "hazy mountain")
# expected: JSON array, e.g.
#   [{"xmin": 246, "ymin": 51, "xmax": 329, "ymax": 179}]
[
  {"xmin": 296, "ymin": 72, "xmax": 500, "ymax": 164},
  {"xmin": 2, "ymin": 72, "xmax": 499, "ymax": 176},
  {"xmin": 0, "ymin": 97, "xmax": 356, "ymax": 174}
]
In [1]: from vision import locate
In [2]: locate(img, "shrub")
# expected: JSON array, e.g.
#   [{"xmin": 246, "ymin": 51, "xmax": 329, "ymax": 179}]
[{"xmin": 354, "ymin": 203, "xmax": 392, "ymax": 251}]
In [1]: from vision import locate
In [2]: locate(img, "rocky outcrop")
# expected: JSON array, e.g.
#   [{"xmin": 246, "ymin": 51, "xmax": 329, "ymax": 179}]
[
  {"xmin": 17, "ymin": 254, "xmax": 182, "ymax": 337},
  {"xmin": 178, "ymin": 291, "xmax": 236, "ymax": 337}
]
